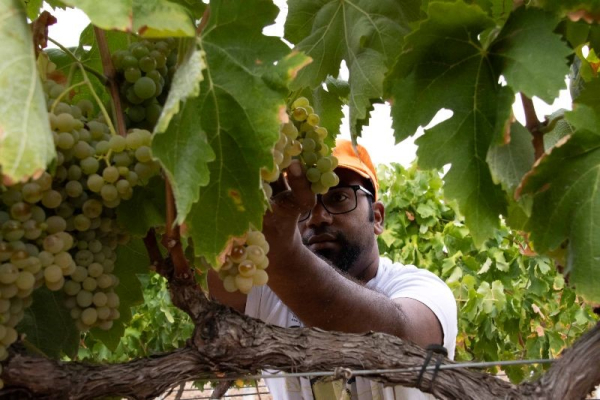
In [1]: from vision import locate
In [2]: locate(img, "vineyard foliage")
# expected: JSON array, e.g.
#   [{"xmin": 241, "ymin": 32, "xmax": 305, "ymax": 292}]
[{"xmin": 0, "ymin": 0, "xmax": 599, "ymax": 381}]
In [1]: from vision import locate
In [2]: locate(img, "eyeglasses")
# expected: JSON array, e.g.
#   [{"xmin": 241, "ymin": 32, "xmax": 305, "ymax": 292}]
[{"xmin": 298, "ymin": 185, "xmax": 374, "ymax": 223}]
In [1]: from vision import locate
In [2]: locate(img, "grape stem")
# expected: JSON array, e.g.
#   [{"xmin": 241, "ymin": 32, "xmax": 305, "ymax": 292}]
[
  {"xmin": 162, "ymin": 180, "xmax": 191, "ymax": 279},
  {"xmin": 47, "ymin": 37, "xmax": 107, "ymax": 85},
  {"xmin": 520, "ymin": 93, "xmax": 545, "ymax": 160},
  {"xmin": 76, "ymin": 62, "xmax": 118, "ymax": 139},
  {"xmin": 196, "ymin": 6, "xmax": 211, "ymax": 35},
  {"xmin": 93, "ymin": 27, "xmax": 127, "ymax": 138},
  {"xmin": 49, "ymin": 81, "xmax": 86, "ymax": 114}
]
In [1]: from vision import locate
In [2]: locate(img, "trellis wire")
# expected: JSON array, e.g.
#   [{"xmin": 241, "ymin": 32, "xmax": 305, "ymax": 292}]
[{"xmin": 205, "ymin": 357, "xmax": 555, "ymax": 382}]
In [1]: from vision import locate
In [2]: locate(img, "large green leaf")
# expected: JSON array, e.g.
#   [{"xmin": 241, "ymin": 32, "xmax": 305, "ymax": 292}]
[
  {"xmin": 117, "ymin": 177, "xmax": 166, "ymax": 237},
  {"xmin": 0, "ymin": 0, "xmax": 55, "ymax": 184},
  {"xmin": 186, "ymin": 0, "xmax": 307, "ymax": 265},
  {"xmin": 89, "ymin": 238, "xmax": 149, "ymax": 351},
  {"xmin": 297, "ymin": 76, "xmax": 349, "ymax": 149},
  {"xmin": 18, "ymin": 288, "xmax": 79, "ymax": 359},
  {"xmin": 487, "ymin": 122, "xmax": 535, "ymax": 195},
  {"xmin": 387, "ymin": 1, "xmax": 511, "ymax": 246},
  {"xmin": 152, "ymin": 40, "xmax": 215, "ymax": 222},
  {"xmin": 518, "ymin": 130, "xmax": 600, "ymax": 302},
  {"xmin": 490, "ymin": 7, "xmax": 571, "ymax": 103},
  {"xmin": 284, "ymin": 0, "xmax": 421, "ymax": 136},
  {"xmin": 61, "ymin": 0, "xmax": 195, "ymax": 37}
]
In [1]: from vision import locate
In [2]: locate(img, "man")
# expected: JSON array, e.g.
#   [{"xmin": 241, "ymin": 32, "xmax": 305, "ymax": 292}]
[{"xmin": 209, "ymin": 139, "xmax": 457, "ymax": 399}]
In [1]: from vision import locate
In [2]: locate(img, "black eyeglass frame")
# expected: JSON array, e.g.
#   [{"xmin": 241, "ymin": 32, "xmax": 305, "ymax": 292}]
[{"xmin": 298, "ymin": 184, "xmax": 374, "ymax": 223}]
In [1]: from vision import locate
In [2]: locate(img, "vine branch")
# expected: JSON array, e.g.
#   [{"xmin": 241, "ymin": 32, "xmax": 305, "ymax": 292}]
[
  {"xmin": 93, "ymin": 27, "xmax": 127, "ymax": 137},
  {"xmin": 520, "ymin": 94, "xmax": 545, "ymax": 160},
  {"xmin": 162, "ymin": 180, "xmax": 191, "ymax": 280}
]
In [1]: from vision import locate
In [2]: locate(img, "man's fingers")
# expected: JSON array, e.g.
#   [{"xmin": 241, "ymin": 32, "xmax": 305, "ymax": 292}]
[{"xmin": 285, "ymin": 160, "xmax": 315, "ymax": 211}]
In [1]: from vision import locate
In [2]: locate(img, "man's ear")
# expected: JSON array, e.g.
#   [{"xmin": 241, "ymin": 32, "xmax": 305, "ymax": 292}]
[{"xmin": 373, "ymin": 201, "xmax": 385, "ymax": 235}]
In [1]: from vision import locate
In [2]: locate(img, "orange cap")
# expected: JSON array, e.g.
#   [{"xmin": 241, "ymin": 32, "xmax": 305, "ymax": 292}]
[{"xmin": 332, "ymin": 139, "xmax": 379, "ymax": 201}]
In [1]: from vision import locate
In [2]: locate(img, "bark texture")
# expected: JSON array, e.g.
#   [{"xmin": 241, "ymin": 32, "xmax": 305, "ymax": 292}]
[{"xmin": 2, "ymin": 274, "xmax": 599, "ymax": 400}]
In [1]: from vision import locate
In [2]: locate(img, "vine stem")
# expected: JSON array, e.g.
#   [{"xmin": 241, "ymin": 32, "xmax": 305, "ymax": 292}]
[
  {"xmin": 47, "ymin": 37, "xmax": 107, "ymax": 85},
  {"xmin": 520, "ymin": 94, "xmax": 545, "ymax": 160},
  {"xmin": 93, "ymin": 27, "xmax": 127, "ymax": 137},
  {"xmin": 163, "ymin": 180, "xmax": 191, "ymax": 279}
]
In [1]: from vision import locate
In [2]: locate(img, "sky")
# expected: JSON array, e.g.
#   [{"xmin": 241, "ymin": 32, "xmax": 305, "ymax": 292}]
[{"xmin": 45, "ymin": 3, "xmax": 572, "ymax": 167}]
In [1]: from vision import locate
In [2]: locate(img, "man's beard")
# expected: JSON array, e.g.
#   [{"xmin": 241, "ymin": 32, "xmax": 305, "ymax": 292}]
[{"xmin": 302, "ymin": 231, "xmax": 361, "ymax": 273}]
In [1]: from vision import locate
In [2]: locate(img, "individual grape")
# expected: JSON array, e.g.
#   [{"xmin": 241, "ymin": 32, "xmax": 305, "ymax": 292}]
[
  {"xmin": 302, "ymin": 151, "xmax": 318, "ymax": 166},
  {"xmin": 46, "ymin": 276, "xmax": 65, "ymax": 291},
  {"xmin": 81, "ymin": 307, "xmax": 98, "ymax": 326},
  {"xmin": 80, "ymin": 157, "xmax": 100, "ymax": 175},
  {"xmin": 238, "ymin": 260, "xmax": 256, "ymax": 278},
  {"xmin": 321, "ymin": 171, "xmax": 339, "ymax": 188},
  {"xmin": 46, "ymin": 216, "xmax": 67, "ymax": 234},
  {"xmin": 0, "ymin": 264, "xmax": 18, "ymax": 284},
  {"xmin": 316, "ymin": 157, "xmax": 333, "ymax": 173},
  {"xmin": 307, "ymin": 113, "xmax": 320, "ymax": 127},
  {"xmin": 306, "ymin": 167, "xmax": 321, "ymax": 183},
  {"xmin": 44, "ymin": 264, "xmax": 63, "ymax": 283},
  {"xmin": 55, "ymin": 113, "xmax": 76, "ymax": 132},
  {"xmin": 87, "ymin": 174, "xmax": 104, "ymax": 193},
  {"xmin": 65, "ymin": 181, "xmax": 83, "ymax": 198},
  {"xmin": 124, "ymin": 67, "xmax": 142, "ymax": 83},
  {"xmin": 43, "ymin": 234, "xmax": 64, "ymax": 254},
  {"xmin": 125, "ymin": 130, "xmax": 144, "ymax": 150},
  {"xmin": 21, "ymin": 183, "xmax": 42, "ymax": 204},
  {"xmin": 76, "ymin": 290, "xmax": 93, "ymax": 308},
  {"xmin": 10, "ymin": 202, "xmax": 32, "ymax": 222},
  {"xmin": 135, "ymin": 146, "xmax": 152, "ymax": 162},
  {"xmin": 101, "ymin": 184, "xmax": 118, "ymax": 202},
  {"xmin": 88, "ymin": 263, "xmax": 103, "ymax": 278},
  {"xmin": 260, "ymin": 165, "xmax": 280, "ymax": 183},
  {"xmin": 73, "ymin": 214, "xmax": 91, "ymax": 232},
  {"xmin": 15, "ymin": 271, "xmax": 35, "ymax": 290},
  {"xmin": 133, "ymin": 77, "xmax": 157, "ymax": 100},
  {"xmin": 73, "ymin": 141, "xmax": 93, "ymax": 159},
  {"xmin": 82, "ymin": 199, "xmax": 103, "ymax": 219},
  {"xmin": 102, "ymin": 166, "xmax": 120, "ymax": 184},
  {"xmin": 82, "ymin": 277, "xmax": 97, "ymax": 291},
  {"xmin": 96, "ymin": 274, "xmax": 113, "ymax": 289},
  {"xmin": 253, "ymin": 269, "xmax": 269, "ymax": 285},
  {"xmin": 235, "ymin": 275, "xmax": 253, "ymax": 294},
  {"xmin": 71, "ymin": 266, "xmax": 88, "ymax": 282},
  {"xmin": 56, "ymin": 132, "xmax": 75, "ymax": 149},
  {"xmin": 64, "ymin": 280, "xmax": 81, "ymax": 296},
  {"xmin": 92, "ymin": 292, "xmax": 108, "ymax": 307},
  {"xmin": 139, "ymin": 56, "xmax": 157, "ymax": 73},
  {"xmin": 106, "ymin": 292, "xmax": 119, "ymax": 308}
]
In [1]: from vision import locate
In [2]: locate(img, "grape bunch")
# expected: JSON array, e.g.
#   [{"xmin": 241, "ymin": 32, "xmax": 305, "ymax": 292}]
[
  {"xmin": 0, "ymin": 74, "xmax": 162, "ymax": 348},
  {"xmin": 112, "ymin": 39, "xmax": 178, "ymax": 130},
  {"xmin": 260, "ymin": 97, "xmax": 339, "ymax": 196},
  {"xmin": 217, "ymin": 229, "xmax": 269, "ymax": 294},
  {"xmin": 218, "ymin": 98, "xmax": 338, "ymax": 294}
]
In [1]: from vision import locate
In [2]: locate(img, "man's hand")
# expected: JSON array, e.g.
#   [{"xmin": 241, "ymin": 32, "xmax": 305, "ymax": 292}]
[{"xmin": 262, "ymin": 160, "xmax": 315, "ymax": 252}]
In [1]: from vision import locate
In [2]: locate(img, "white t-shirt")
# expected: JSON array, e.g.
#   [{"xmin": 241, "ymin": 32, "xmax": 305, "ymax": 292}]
[{"xmin": 245, "ymin": 257, "xmax": 458, "ymax": 400}]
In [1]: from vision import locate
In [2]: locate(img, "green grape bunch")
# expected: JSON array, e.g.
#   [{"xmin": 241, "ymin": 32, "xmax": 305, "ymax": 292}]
[
  {"xmin": 0, "ymin": 70, "xmax": 162, "ymax": 353},
  {"xmin": 218, "ymin": 98, "xmax": 338, "ymax": 294},
  {"xmin": 111, "ymin": 39, "xmax": 178, "ymax": 130},
  {"xmin": 217, "ymin": 229, "xmax": 270, "ymax": 294}
]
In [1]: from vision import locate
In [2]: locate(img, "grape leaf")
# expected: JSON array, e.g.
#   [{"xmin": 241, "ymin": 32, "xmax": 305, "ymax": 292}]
[
  {"xmin": 23, "ymin": 0, "xmax": 43, "ymax": 20},
  {"xmin": 0, "ymin": 0, "xmax": 55, "ymax": 184},
  {"xmin": 61, "ymin": 0, "xmax": 195, "ymax": 37},
  {"xmin": 284, "ymin": 0, "xmax": 421, "ymax": 136},
  {"xmin": 565, "ymin": 77, "xmax": 600, "ymax": 134},
  {"xmin": 387, "ymin": 1, "xmax": 511, "ymax": 246},
  {"xmin": 185, "ymin": 0, "xmax": 307, "ymax": 265},
  {"xmin": 89, "ymin": 238, "xmax": 149, "ymax": 351},
  {"xmin": 154, "ymin": 39, "xmax": 205, "ymax": 134},
  {"xmin": 152, "ymin": 40, "xmax": 215, "ymax": 222},
  {"xmin": 117, "ymin": 176, "xmax": 166, "ymax": 237},
  {"xmin": 490, "ymin": 7, "xmax": 571, "ymax": 103},
  {"xmin": 18, "ymin": 288, "xmax": 79, "ymax": 359},
  {"xmin": 518, "ymin": 130, "xmax": 600, "ymax": 302},
  {"xmin": 297, "ymin": 76, "xmax": 349, "ymax": 149},
  {"xmin": 487, "ymin": 122, "xmax": 535, "ymax": 195}
]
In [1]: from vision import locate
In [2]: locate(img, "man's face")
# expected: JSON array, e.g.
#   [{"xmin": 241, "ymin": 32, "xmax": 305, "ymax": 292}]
[{"xmin": 298, "ymin": 169, "xmax": 381, "ymax": 275}]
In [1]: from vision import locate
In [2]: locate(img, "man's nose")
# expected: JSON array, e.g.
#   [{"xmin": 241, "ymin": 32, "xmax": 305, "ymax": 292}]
[{"xmin": 307, "ymin": 198, "xmax": 333, "ymax": 227}]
